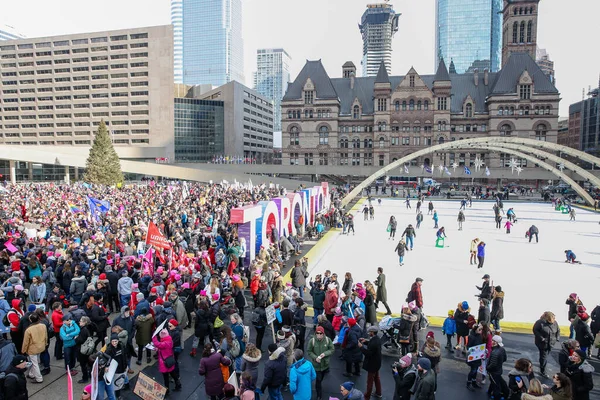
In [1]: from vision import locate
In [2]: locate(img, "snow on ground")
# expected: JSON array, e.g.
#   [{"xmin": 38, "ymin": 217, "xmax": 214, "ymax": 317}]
[{"xmin": 307, "ymin": 198, "xmax": 600, "ymax": 324}]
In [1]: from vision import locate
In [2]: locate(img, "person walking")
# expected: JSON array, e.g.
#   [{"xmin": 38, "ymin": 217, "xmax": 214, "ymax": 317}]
[
  {"xmin": 153, "ymin": 329, "xmax": 182, "ymax": 395},
  {"xmin": 59, "ymin": 313, "xmax": 79, "ymax": 375},
  {"xmin": 289, "ymin": 349, "xmax": 316, "ymax": 400},
  {"xmin": 495, "ymin": 214, "xmax": 502, "ymax": 229},
  {"xmin": 477, "ymin": 241, "xmax": 486, "ymax": 269},
  {"xmin": 388, "ymin": 216, "xmax": 398, "ymax": 239},
  {"xmin": 342, "ymin": 318, "xmax": 363, "ymax": 377},
  {"xmin": 457, "ymin": 211, "xmax": 465, "ymax": 231},
  {"xmin": 469, "ymin": 238, "xmax": 480, "ymax": 265},
  {"xmin": 260, "ymin": 343, "xmax": 287, "ymax": 400},
  {"xmin": 360, "ymin": 326, "xmax": 383, "ymax": 400},
  {"xmin": 374, "ymin": 268, "xmax": 391, "ymax": 316},
  {"xmin": 533, "ymin": 311, "xmax": 560, "ymax": 378},
  {"xmin": 416, "ymin": 211, "xmax": 423, "ymax": 229},
  {"xmin": 22, "ymin": 313, "xmax": 47, "ymax": 383},
  {"xmin": 307, "ymin": 326, "xmax": 334, "ymax": 400},
  {"xmin": 414, "ymin": 358, "xmax": 437, "ymax": 399},
  {"xmin": 401, "ymin": 224, "xmax": 416, "ymax": 251},
  {"xmin": 487, "ymin": 335, "xmax": 508, "ymax": 400},
  {"xmin": 198, "ymin": 343, "xmax": 232, "ymax": 400},
  {"xmin": 432, "ymin": 211, "xmax": 439, "ymax": 229},
  {"xmin": 427, "ymin": 201, "xmax": 434, "ymax": 215},
  {"xmin": 394, "ymin": 239, "xmax": 409, "ymax": 266}
]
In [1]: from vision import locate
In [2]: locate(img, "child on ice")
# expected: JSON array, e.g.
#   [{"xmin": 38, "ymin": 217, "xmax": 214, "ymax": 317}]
[
  {"xmin": 564, "ymin": 250, "xmax": 579, "ymax": 263},
  {"xmin": 504, "ymin": 220, "xmax": 513, "ymax": 234},
  {"xmin": 442, "ymin": 309, "xmax": 457, "ymax": 349}
]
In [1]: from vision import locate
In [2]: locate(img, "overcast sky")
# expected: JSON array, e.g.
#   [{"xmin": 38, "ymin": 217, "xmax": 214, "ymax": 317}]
[{"xmin": 2, "ymin": 0, "xmax": 598, "ymax": 118}]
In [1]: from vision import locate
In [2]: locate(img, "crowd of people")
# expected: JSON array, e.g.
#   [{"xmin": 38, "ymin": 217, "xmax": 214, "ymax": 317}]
[{"xmin": 0, "ymin": 180, "xmax": 597, "ymax": 400}]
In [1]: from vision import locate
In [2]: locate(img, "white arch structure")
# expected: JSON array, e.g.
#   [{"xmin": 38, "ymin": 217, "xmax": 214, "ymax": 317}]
[{"xmin": 342, "ymin": 137, "xmax": 600, "ymax": 207}]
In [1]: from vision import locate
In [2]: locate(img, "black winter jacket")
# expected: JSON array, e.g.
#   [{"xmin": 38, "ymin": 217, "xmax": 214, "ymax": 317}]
[
  {"xmin": 393, "ymin": 366, "xmax": 417, "ymax": 400},
  {"xmin": 574, "ymin": 318, "xmax": 594, "ymax": 349},
  {"xmin": 360, "ymin": 335, "xmax": 382, "ymax": 373},
  {"xmin": 3, "ymin": 366, "xmax": 28, "ymax": 400},
  {"xmin": 478, "ymin": 306, "xmax": 490, "ymax": 326},
  {"xmin": 260, "ymin": 347, "xmax": 287, "ymax": 391},
  {"xmin": 486, "ymin": 346, "xmax": 506, "ymax": 374},
  {"xmin": 533, "ymin": 318, "xmax": 560, "ymax": 349},
  {"xmin": 566, "ymin": 361, "xmax": 595, "ymax": 400}
]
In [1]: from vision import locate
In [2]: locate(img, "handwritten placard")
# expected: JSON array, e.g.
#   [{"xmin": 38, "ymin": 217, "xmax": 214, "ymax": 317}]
[
  {"xmin": 467, "ymin": 344, "xmax": 486, "ymax": 362},
  {"xmin": 133, "ymin": 372, "xmax": 167, "ymax": 400}
]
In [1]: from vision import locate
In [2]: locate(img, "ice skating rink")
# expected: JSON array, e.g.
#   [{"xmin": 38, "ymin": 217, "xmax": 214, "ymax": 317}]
[{"xmin": 307, "ymin": 198, "xmax": 600, "ymax": 324}]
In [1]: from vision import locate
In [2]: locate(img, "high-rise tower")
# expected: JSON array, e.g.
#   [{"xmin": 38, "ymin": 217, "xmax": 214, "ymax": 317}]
[
  {"xmin": 175, "ymin": 0, "xmax": 245, "ymax": 86},
  {"xmin": 359, "ymin": 3, "xmax": 400, "ymax": 77},
  {"xmin": 0, "ymin": 24, "xmax": 25, "ymax": 41},
  {"xmin": 435, "ymin": 0, "xmax": 503, "ymax": 74},
  {"xmin": 253, "ymin": 48, "xmax": 291, "ymax": 132},
  {"xmin": 501, "ymin": 0, "xmax": 540, "ymax": 67}
]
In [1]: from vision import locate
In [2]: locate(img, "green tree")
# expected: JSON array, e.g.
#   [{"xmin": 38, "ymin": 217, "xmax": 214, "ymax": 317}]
[{"xmin": 84, "ymin": 120, "xmax": 124, "ymax": 185}]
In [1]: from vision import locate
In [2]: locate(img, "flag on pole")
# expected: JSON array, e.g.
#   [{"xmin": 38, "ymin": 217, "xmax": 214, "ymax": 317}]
[
  {"xmin": 67, "ymin": 366, "xmax": 73, "ymax": 400},
  {"xmin": 444, "ymin": 167, "xmax": 452, "ymax": 176},
  {"xmin": 67, "ymin": 203, "xmax": 83, "ymax": 214},
  {"xmin": 182, "ymin": 181, "xmax": 189, "ymax": 200},
  {"xmin": 404, "ymin": 164, "xmax": 409, "ymax": 174},
  {"xmin": 87, "ymin": 196, "xmax": 110, "ymax": 220},
  {"xmin": 485, "ymin": 166, "xmax": 491, "ymax": 176},
  {"xmin": 146, "ymin": 221, "xmax": 171, "ymax": 249},
  {"xmin": 91, "ymin": 358, "xmax": 99, "ymax": 400},
  {"xmin": 424, "ymin": 165, "xmax": 432, "ymax": 174},
  {"xmin": 464, "ymin": 166, "xmax": 472, "ymax": 175}
]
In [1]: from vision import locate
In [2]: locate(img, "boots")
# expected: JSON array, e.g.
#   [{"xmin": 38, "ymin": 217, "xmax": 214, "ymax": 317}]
[
  {"xmin": 175, "ymin": 380, "xmax": 182, "ymax": 392},
  {"xmin": 190, "ymin": 348, "xmax": 196, "ymax": 357},
  {"xmin": 466, "ymin": 381, "xmax": 475, "ymax": 392}
]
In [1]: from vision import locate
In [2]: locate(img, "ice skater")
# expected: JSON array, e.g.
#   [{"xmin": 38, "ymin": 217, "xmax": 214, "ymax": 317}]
[
  {"xmin": 405, "ymin": 197, "xmax": 411, "ymax": 209},
  {"xmin": 428, "ymin": 201, "xmax": 434, "ymax": 215},
  {"xmin": 457, "ymin": 210, "xmax": 465, "ymax": 231},
  {"xmin": 569, "ymin": 208, "xmax": 576, "ymax": 221},
  {"xmin": 564, "ymin": 250, "xmax": 581, "ymax": 264},
  {"xmin": 506, "ymin": 208, "xmax": 516, "ymax": 222},
  {"xmin": 435, "ymin": 227, "xmax": 447, "ymax": 248},
  {"xmin": 388, "ymin": 216, "xmax": 397, "ymax": 239},
  {"xmin": 495, "ymin": 214, "xmax": 502, "ymax": 229},
  {"xmin": 460, "ymin": 199, "xmax": 467, "ymax": 210},
  {"xmin": 377, "ymin": 198, "xmax": 382, "ymax": 206},
  {"xmin": 527, "ymin": 225, "xmax": 539, "ymax": 243},
  {"xmin": 416, "ymin": 200, "xmax": 422, "ymax": 214},
  {"xmin": 395, "ymin": 238, "xmax": 409, "ymax": 266},
  {"xmin": 363, "ymin": 204, "xmax": 369, "ymax": 221},
  {"xmin": 401, "ymin": 224, "xmax": 416, "ymax": 250},
  {"xmin": 470, "ymin": 238, "xmax": 480, "ymax": 265},
  {"xmin": 369, "ymin": 205, "xmax": 374, "ymax": 220},
  {"xmin": 476, "ymin": 241, "xmax": 486, "ymax": 269},
  {"xmin": 347, "ymin": 213, "xmax": 355, "ymax": 235},
  {"xmin": 433, "ymin": 210, "xmax": 439, "ymax": 228},
  {"xmin": 504, "ymin": 219, "xmax": 513, "ymax": 234},
  {"xmin": 416, "ymin": 211, "xmax": 423, "ymax": 229}
]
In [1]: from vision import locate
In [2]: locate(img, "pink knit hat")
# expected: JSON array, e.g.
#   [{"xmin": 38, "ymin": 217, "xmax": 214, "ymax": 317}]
[
  {"xmin": 212, "ymin": 293, "xmax": 220, "ymax": 301},
  {"xmin": 159, "ymin": 329, "xmax": 169, "ymax": 338},
  {"xmin": 182, "ymin": 283, "xmax": 190, "ymax": 289}
]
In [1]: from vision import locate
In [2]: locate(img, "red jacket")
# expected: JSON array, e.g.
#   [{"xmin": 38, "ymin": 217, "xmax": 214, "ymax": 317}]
[
  {"xmin": 250, "ymin": 276, "xmax": 260, "ymax": 296},
  {"xmin": 51, "ymin": 309, "xmax": 64, "ymax": 333},
  {"xmin": 324, "ymin": 290, "xmax": 339, "ymax": 315},
  {"xmin": 411, "ymin": 283, "xmax": 423, "ymax": 308},
  {"xmin": 7, "ymin": 299, "xmax": 23, "ymax": 332}
]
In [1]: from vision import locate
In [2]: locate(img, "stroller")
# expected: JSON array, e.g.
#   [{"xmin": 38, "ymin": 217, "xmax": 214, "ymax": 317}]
[{"xmin": 379, "ymin": 315, "xmax": 404, "ymax": 355}]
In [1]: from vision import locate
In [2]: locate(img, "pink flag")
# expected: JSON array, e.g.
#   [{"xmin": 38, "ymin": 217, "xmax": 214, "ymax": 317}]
[
  {"xmin": 3, "ymin": 241, "xmax": 18, "ymax": 254},
  {"xmin": 67, "ymin": 366, "xmax": 73, "ymax": 400}
]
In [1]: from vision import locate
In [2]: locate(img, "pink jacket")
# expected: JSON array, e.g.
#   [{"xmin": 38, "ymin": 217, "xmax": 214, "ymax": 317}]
[{"xmin": 152, "ymin": 335, "xmax": 175, "ymax": 373}]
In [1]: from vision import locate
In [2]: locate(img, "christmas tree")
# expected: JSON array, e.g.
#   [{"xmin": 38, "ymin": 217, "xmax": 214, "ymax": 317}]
[{"xmin": 84, "ymin": 120, "xmax": 124, "ymax": 185}]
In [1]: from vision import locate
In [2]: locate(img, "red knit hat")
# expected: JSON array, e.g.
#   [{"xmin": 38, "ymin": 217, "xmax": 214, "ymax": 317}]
[
  {"xmin": 169, "ymin": 319, "xmax": 178, "ymax": 327},
  {"xmin": 156, "ymin": 298, "xmax": 164, "ymax": 305},
  {"xmin": 99, "ymin": 273, "xmax": 107, "ymax": 280},
  {"xmin": 150, "ymin": 287, "xmax": 157, "ymax": 294},
  {"xmin": 348, "ymin": 318, "xmax": 357, "ymax": 327}
]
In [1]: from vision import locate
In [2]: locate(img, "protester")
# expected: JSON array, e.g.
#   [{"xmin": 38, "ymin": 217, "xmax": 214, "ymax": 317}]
[
  {"xmin": 533, "ymin": 311, "xmax": 560, "ymax": 378},
  {"xmin": 199, "ymin": 343, "xmax": 232, "ymax": 400},
  {"xmin": 260, "ymin": 343, "xmax": 287, "ymax": 400},
  {"xmin": 2, "ymin": 355, "xmax": 30, "ymax": 400},
  {"xmin": 307, "ymin": 325, "xmax": 334, "ymax": 400},
  {"xmin": 152, "ymin": 328, "xmax": 182, "ymax": 395},
  {"xmin": 340, "ymin": 381, "xmax": 364, "ymax": 400},
  {"xmin": 289, "ymin": 349, "xmax": 316, "ymax": 400},
  {"xmin": 564, "ymin": 349, "xmax": 594, "ymax": 400}
]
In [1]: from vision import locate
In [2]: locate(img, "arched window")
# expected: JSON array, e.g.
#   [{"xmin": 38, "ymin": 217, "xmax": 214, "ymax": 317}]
[
  {"xmin": 309, "ymin": 110, "xmax": 313, "ymax": 118},
  {"xmin": 535, "ymin": 124, "xmax": 547, "ymax": 141},
  {"xmin": 289, "ymin": 126, "xmax": 300, "ymax": 146},
  {"xmin": 339, "ymin": 137, "xmax": 348, "ymax": 148},
  {"xmin": 519, "ymin": 7, "xmax": 523, "ymax": 15},
  {"xmin": 497, "ymin": 107, "xmax": 504, "ymax": 116},
  {"xmin": 500, "ymin": 124, "xmax": 512, "ymax": 136},
  {"xmin": 509, "ymin": 107, "xmax": 515, "ymax": 115},
  {"xmin": 409, "ymin": 100, "xmax": 415, "ymax": 111},
  {"xmin": 318, "ymin": 126, "xmax": 329, "ymax": 145},
  {"xmin": 530, "ymin": 6, "xmax": 534, "ymax": 14},
  {"xmin": 546, "ymin": 106, "xmax": 551, "ymax": 115},
  {"xmin": 402, "ymin": 101, "xmax": 407, "ymax": 111},
  {"xmin": 379, "ymin": 137, "xmax": 385, "ymax": 148},
  {"xmin": 438, "ymin": 136, "xmax": 445, "ymax": 144},
  {"xmin": 377, "ymin": 122, "xmax": 386, "ymax": 132},
  {"xmin": 514, "ymin": 7, "xmax": 518, "ymax": 15},
  {"xmin": 465, "ymin": 103, "xmax": 473, "ymax": 118},
  {"xmin": 520, "ymin": 21, "xmax": 525, "ymax": 43},
  {"xmin": 352, "ymin": 138, "xmax": 360, "ymax": 148},
  {"xmin": 417, "ymin": 100, "xmax": 422, "ymax": 110},
  {"xmin": 527, "ymin": 21, "xmax": 532, "ymax": 42},
  {"xmin": 364, "ymin": 139, "xmax": 369, "ymax": 149},
  {"xmin": 424, "ymin": 100, "xmax": 429, "ymax": 110},
  {"xmin": 353, "ymin": 105, "xmax": 360, "ymax": 119},
  {"xmin": 512, "ymin": 22, "xmax": 518, "ymax": 43},
  {"xmin": 394, "ymin": 101, "xmax": 400, "ymax": 111}
]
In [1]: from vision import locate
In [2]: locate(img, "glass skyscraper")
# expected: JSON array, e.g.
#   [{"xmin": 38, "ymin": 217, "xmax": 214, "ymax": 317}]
[
  {"xmin": 435, "ymin": 0, "xmax": 502, "ymax": 74},
  {"xmin": 253, "ymin": 48, "xmax": 291, "ymax": 132},
  {"xmin": 0, "ymin": 24, "xmax": 25, "ymax": 41},
  {"xmin": 359, "ymin": 3, "xmax": 400, "ymax": 77},
  {"xmin": 174, "ymin": 98, "xmax": 225, "ymax": 162},
  {"xmin": 172, "ymin": 0, "xmax": 245, "ymax": 86}
]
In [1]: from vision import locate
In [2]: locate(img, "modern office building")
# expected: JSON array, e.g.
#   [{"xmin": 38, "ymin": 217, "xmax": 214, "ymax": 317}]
[
  {"xmin": 0, "ymin": 24, "xmax": 25, "ymax": 41},
  {"xmin": 174, "ymin": 94, "xmax": 224, "ymax": 163},
  {"xmin": 0, "ymin": 25, "xmax": 175, "ymax": 160},
  {"xmin": 198, "ymin": 81, "xmax": 274, "ymax": 163},
  {"xmin": 179, "ymin": 0, "xmax": 244, "ymax": 86},
  {"xmin": 253, "ymin": 48, "xmax": 291, "ymax": 132},
  {"xmin": 436, "ymin": 0, "xmax": 502, "ymax": 74},
  {"xmin": 568, "ymin": 86, "xmax": 600, "ymax": 158},
  {"xmin": 281, "ymin": 0, "xmax": 560, "ymax": 171},
  {"xmin": 536, "ymin": 48, "xmax": 555, "ymax": 85},
  {"xmin": 171, "ymin": 0, "xmax": 184, "ymax": 83},
  {"xmin": 359, "ymin": 3, "xmax": 400, "ymax": 77}
]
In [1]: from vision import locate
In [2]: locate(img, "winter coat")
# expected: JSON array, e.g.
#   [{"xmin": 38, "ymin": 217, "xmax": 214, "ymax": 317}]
[
  {"xmin": 507, "ymin": 368, "xmax": 534, "ymax": 400},
  {"xmin": 290, "ymin": 265, "xmax": 308, "ymax": 288},
  {"xmin": 22, "ymin": 322, "xmax": 47, "ymax": 355},
  {"xmin": 402, "ymin": 226, "xmax": 416, "ymax": 238},
  {"xmin": 318, "ymin": 319, "xmax": 335, "ymax": 341},
  {"xmin": 241, "ymin": 351, "xmax": 261, "ymax": 384},
  {"xmin": 533, "ymin": 318, "xmax": 560, "ymax": 349},
  {"xmin": 343, "ymin": 388, "xmax": 364, "ymax": 400},
  {"xmin": 409, "ymin": 282, "xmax": 423, "ymax": 308},
  {"xmin": 260, "ymin": 347, "xmax": 287, "ymax": 391},
  {"xmin": 194, "ymin": 308, "xmax": 212, "ymax": 338},
  {"xmin": 152, "ymin": 335, "xmax": 175, "ymax": 374},
  {"xmin": 414, "ymin": 370, "xmax": 437, "ymax": 400},
  {"xmin": 574, "ymin": 318, "xmax": 594, "ymax": 349},
  {"xmin": 491, "ymin": 291, "xmax": 504, "ymax": 321},
  {"xmin": 342, "ymin": 324, "xmax": 363, "ymax": 363},
  {"xmin": 3, "ymin": 365, "xmax": 28, "ymax": 400},
  {"xmin": 422, "ymin": 342, "xmax": 442, "ymax": 372},
  {"xmin": 558, "ymin": 341, "xmax": 573, "ymax": 373},
  {"xmin": 393, "ymin": 366, "xmax": 418, "ymax": 400},
  {"xmin": 467, "ymin": 331, "xmax": 483, "ymax": 367},
  {"xmin": 364, "ymin": 293, "xmax": 377, "ymax": 325},
  {"xmin": 134, "ymin": 313, "xmax": 154, "ymax": 347},
  {"xmin": 374, "ymin": 274, "xmax": 387, "ymax": 303},
  {"xmin": 112, "ymin": 307, "xmax": 134, "ymax": 345},
  {"xmin": 360, "ymin": 334, "xmax": 382, "ymax": 372},
  {"xmin": 307, "ymin": 334, "xmax": 334, "ymax": 372},
  {"xmin": 310, "ymin": 286, "xmax": 325, "ymax": 309},
  {"xmin": 566, "ymin": 361, "xmax": 595, "ymax": 400},
  {"xmin": 478, "ymin": 306, "xmax": 490, "ymax": 326},
  {"xmin": 442, "ymin": 317, "xmax": 456, "ymax": 336},
  {"xmin": 395, "ymin": 241, "xmax": 408, "ymax": 257},
  {"xmin": 69, "ymin": 275, "xmax": 87, "ymax": 297},
  {"xmin": 477, "ymin": 281, "xmax": 492, "ymax": 300},
  {"xmin": 342, "ymin": 278, "xmax": 353, "ymax": 296},
  {"xmin": 289, "ymin": 358, "xmax": 316, "ymax": 400},
  {"xmin": 324, "ymin": 290, "xmax": 339, "ymax": 315},
  {"xmin": 477, "ymin": 243, "xmax": 486, "ymax": 258},
  {"xmin": 454, "ymin": 307, "xmax": 470, "ymax": 337},
  {"xmin": 171, "ymin": 297, "xmax": 189, "ymax": 328},
  {"xmin": 199, "ymin": 351, "xmax": 231, "ymax": 396},
  {"xmin": 59, "ymin": 321, "xmax": 80, "ymax": 349},
  {"xmin": 399, "ymin": 313, "xmax": 418, "ymax": 345},
  {"xmin": 486, "ymin": 345, "xmax": 507, "ymax": 374},
  {"xmin": 28, "ymin": 283, "xmax": 46, "ymax": 304},
  {"xmin": 549, "ymin": 386, "xmax": 573, "ymax": 400}
]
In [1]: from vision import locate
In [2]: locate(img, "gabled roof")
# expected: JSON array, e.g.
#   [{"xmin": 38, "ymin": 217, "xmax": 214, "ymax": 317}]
[
  {"xmin": 375, "ymin": 61, "xmax": 390, "ymax": 84},
  {"xmin": 342, "ymin": 61, "xmax": 356, "ymax": 68},
  {"xmin": 434, "ymin": 58, "xmax": 451, "ymax": 82},
  {"xmin": 490, "ymin": 52, "xmax": 558, "ymax": 95},
  {"xmin": 282, "ymin": 60, "xmax": 338, "ymax": 101}
]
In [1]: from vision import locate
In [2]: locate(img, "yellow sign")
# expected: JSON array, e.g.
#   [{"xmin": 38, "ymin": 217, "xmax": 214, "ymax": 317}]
[{"xmin": 133, "ymin": 372, "xmax": 167, "ymax": 400}]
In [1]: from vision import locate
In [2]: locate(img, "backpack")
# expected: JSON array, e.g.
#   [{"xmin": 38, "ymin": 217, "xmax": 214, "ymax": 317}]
[
  {"xmin": 229, "ymin": 337, "xmax": 241, "ymax": 358},
  {"xmin": 0, "ymin": 372, "xmax": 18, "ymax": 400},
  {"xmin": 251, "ymin": 311, "xmax": 261, "ymax": 327},
  {"xmin": 70, "ymin": 308, "xmax": 87, "ymax": 324},
  {"xmin": 80, "ymin": 336, "xmax": 96, "ymax": 356}
]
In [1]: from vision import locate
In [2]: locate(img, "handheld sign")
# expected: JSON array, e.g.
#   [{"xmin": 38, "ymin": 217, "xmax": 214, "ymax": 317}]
[
  {"xmin": 265, "ymin": 304, "xmax": 276, "ymax": 325},
  {"xmin": 134, "ymin": 372, "xmax": 168, "ymax": 400}
]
